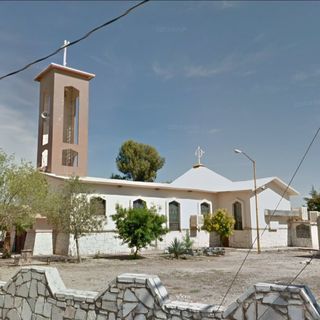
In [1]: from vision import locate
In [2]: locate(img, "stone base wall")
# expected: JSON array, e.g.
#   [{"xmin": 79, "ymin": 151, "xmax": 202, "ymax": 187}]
[
  {"xmin": 0, "ymin": 267, "xmax": 319, "ymax": 320},
  {"xmin": 257, "ymin": 227, "xmax": 289, "ymax": 248},
  {"xmin": 67, "ymin": 229, "xmax": 210, "ymax": 257}
]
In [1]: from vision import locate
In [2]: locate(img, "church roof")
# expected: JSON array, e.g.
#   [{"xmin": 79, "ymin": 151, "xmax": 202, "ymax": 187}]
[
  {"xmin": 170, "ymin": 164, "xmax": 232, "ymax": 191},
  {"xmin": 170, "ymin": 164, "xmax": 298, "ymax": 196},
  {"xmin": 44, "ymin": 164, "xmax": 298, "ymax": 196}
]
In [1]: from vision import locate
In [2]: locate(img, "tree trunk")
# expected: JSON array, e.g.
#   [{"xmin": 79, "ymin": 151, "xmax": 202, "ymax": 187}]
[
  {"xmin": 3, "ymin": 231, "xmax": 12, "ymax": 257},
  {"xmin": 133, "ymin": 247, "xmax": 139, "ymax": 259},
  {"xmin": 221, "ymin": 236, "xmax": 229, "ymax": 247},
  {"xmin": 75, "ymin": 236, "xmax": 81, "ymax": 263}
]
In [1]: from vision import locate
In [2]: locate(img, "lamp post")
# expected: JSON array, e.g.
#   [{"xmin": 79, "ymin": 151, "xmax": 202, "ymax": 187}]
[{"xmin": 234, "ymin": 148, "xmax": 261, "ymax": 254}]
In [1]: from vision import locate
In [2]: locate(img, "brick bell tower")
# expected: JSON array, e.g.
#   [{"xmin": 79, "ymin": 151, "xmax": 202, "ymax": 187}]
[{"xmin": 35, "ymin": 63, "xmax": 95, "ymax": 176}]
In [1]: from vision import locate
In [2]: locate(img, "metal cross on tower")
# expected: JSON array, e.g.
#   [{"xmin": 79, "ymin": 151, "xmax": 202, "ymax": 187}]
[
  {"xmin": 62, "ymin": 40, "xmax": 70, "ymax": 66},
  {"xmin": 195, "ymin": 146, "xmax": 205, "ymax": 165}
]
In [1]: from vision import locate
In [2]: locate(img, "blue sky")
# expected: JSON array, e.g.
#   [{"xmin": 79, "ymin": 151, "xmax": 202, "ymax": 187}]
[{"xmin": 0, "ymin": 1, "xmax": 320, "ymax": 206}]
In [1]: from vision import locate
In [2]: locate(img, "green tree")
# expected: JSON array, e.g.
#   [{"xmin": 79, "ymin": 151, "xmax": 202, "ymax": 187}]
[
  {"xmin": 304, "ymin": 186, "xmax": 320, "ymax": 212},
  {"xmin": 110, "ymin": 173, "xmax": 126, "ymax": 180},
  {"xmin": 115, "ymin": 140, "xmax": 165, "ymax": 182},
  {"xmin": 112, "ymin": 205, "xmax": 168, "ymax": 258},
  {"xmin": 0, "ymin": 150, "xmax": 49, "ymax": 255},
  {"xmin": 202, "ymin": 208, "xmax": 235, "ymax": 246},
  {"xmin": 46, "ymin": 177, "xmax": 103, "ymax": 262}
]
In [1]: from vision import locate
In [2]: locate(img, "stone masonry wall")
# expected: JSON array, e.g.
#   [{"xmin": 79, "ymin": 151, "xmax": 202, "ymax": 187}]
[{"xmin": 0, "ymin": 267, "xmax": 319, "ymax": 320}]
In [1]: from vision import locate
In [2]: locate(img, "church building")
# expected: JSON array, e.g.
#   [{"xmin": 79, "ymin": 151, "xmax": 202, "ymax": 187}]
[{"xmin": 25, "ymin": 62, "xmax": 313, "ymax": 257}]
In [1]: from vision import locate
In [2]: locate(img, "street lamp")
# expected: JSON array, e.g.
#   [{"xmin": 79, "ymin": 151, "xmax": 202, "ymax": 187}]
[{"xmin": 234, "ymin": 148, "xmax": 261, "ymax": 254}]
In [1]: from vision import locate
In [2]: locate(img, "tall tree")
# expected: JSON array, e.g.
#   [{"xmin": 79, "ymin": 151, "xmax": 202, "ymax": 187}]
[
  {"xmin": 112, "ymin": 205, "xmax": 168, "ymax": 258},
  {"xmin": 46, "ymin": 176, "xmax": 103, "ymax": 262},
  {"xmin": 304, "ymin": 186, "xmax": 320, "ymax": 212},
  {"xmin": 115, "ymin": 140, "xmax": 165, "ymax": 182},
  {"xmin": 0, "ymin": 150, "xmax": 49, "ymax": 255}
]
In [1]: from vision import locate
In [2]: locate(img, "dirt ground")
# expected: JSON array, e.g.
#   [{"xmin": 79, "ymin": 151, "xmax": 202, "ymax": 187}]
[{"xmin": 0, "ymin": 249, "xmax": 319, "ymax": 308}]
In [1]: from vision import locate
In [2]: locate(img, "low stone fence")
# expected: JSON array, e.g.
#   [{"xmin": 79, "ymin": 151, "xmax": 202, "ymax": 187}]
[{"xmin": 0, "ymin": 267, "xmax": 319, "ymax": 320}]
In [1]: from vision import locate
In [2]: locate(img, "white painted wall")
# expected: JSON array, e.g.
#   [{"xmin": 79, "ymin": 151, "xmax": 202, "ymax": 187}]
[
  {"xmin": 45, "ymin": 176, "xmax": 297, "ymax": 255},
  {"xmin": 229, "ymin": 230, "xmax": 252, "ymax": 248},
  {"xmin": 290, "ymin": 222, "xmax": 319, "ymax": 249},
  {"xmin": 217, "ymin": 191, "xmax": 253, "ymax": 248},
  {"xmin": 25, "ymin": 218, "xmax": 54, "ymax": 255},
  {"xmin": 251, "ymin": 185, "xmax": 291, "ymax": 230},
  {"xmin": 68, "ymin": 229, "xmax": 210, "ymax": 256},
  {"xmin": 249, "ymin": 184, "xmax": 292, "ymax": 248},
  {"xmin": 216, "ymin": 191, "xmax": 252, "ymax": 228},
  {"xmin": 70, "ymin": 185, "xmax": 215, "ymax": 255},
  {"xmin": 33, "ymin": 231, "xmax": 53, "ymax": 255}
]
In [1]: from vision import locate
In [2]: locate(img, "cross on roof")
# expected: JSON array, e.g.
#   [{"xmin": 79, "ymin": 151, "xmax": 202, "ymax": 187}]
[{"xmin": 195, "ymin": 146, "xmax": 205, "ymax": 165}]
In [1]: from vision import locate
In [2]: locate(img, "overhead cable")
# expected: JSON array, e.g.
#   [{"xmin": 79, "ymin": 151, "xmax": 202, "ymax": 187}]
[
  {"xmin": 217, "ymin": 126, "xmax": 320, "ymax": 311},
  {"xmin": 0, "ymin": 0, "xmax": 150, "ymax": 81}
]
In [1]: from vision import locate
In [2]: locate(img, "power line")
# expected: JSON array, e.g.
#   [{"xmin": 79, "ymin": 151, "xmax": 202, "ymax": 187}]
[
  {"xmin": 257, "ymin": 253, "xmax": 316, "ymax": 320},
  {"xmin": 0, "ymin": 0, "xmax": 150, "ymax": 81},
  {"xmin": 217, "ymin": 126, "xmax": 320, "ymax": 311}
]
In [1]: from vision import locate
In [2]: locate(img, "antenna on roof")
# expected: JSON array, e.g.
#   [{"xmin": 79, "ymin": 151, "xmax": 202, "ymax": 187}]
[
  {"xmin": 195, "ymin": 146, "xmax": 205, "ymax": 166},
  {"xmin": 62, "ymin": 40, "xmax": 70, "ymax": 66}
]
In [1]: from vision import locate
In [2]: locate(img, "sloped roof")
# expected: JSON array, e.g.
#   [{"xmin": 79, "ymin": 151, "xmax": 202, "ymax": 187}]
[
  {"xmin": 170, "ymin": 165, "xmax": 299, "ymax": 196},
  {"xmin": 224, "ymin": 177, "xmax": 299, "ymax": 196},
  {"xmin": 44, "ymin": 165, "xmax": 298, "ymax": 196},
  {"xmin": 170, "ymin": 165, "xmax": 232, "ymax": 191}
]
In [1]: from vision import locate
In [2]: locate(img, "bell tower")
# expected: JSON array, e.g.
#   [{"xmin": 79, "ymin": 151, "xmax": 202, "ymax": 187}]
[{"xmin": 35, "ymin": 63, "xmax": 95, "ymax": 176}]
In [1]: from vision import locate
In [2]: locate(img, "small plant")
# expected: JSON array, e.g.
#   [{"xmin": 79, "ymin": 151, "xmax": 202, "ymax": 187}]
[
  {"xmin": 1, "ymin": 249, "xmax": 11, "ymax": 259},
  {"xmin": 93, "ymin": 251, "xmax": 101, "ymax": 259},
  {"xmin": 167, "ymin": 238, "xmax": 185, "ymax": 259},
  {"xmin": 182, "ymin": 231, "xmax": 194, "ymax": 253}
]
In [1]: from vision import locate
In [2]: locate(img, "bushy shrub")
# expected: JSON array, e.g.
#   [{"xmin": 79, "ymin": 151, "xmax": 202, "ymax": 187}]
[
  {"xmin": 167, "ymin": 238, "xmax": 185, "ymax": 258},
  {"xmin": 112, "ymin": 205, "xmax": 168, "ymax": 258},
  {"xmin": 202, "ymin": 208, "xmax": 235, "ymax": 246},
  {"xmin": 167, "ymin": 231, "xmax": 195, "ymax": 258}
]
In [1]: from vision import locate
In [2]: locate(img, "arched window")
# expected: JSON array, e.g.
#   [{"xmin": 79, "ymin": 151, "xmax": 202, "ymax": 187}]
[
  {"xmin": 63, "ymin": 86, "xmax": 79, "ymax": 145},
  {"xmin": 169, "ymin": 201, "xmax": 180, "ymax": 231},
  {"xmin": 62, "ymin": 149, "xmax": 78, "ymax": 167},
  {"xmin": 41, "ymin": 93, "xmax": 50, "ymax": 146},
  {"xmin": 41, "ymin": 149, "xmax": 48, "ymax": 168},
  {"xmin": 133, "ymin": 199, "xmax": 146, "ymax": 209},
  {"xmin": 233, "ymin": 201, "xmax": 243, "ymax": 230},
  {"xmin": 90, "ymin": 197, "xmax": 106, "ymax": 216},
  {"xmin": 200, "ymin": 202, "xmax": 210, "ymax": 215}
]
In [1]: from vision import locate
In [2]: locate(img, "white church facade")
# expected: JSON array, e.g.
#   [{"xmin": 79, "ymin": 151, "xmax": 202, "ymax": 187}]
[
  {"xmin": 41, "ymin": 165, "xmax": 299, "ymax": 256},
  {"xmin": 23, "ymin": 62, "xmax": 320, "ymax": 257}
]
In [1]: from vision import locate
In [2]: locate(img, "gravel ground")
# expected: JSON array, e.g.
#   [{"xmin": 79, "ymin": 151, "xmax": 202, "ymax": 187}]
[{"xmin": 0, "ymin": 249, "xmax": 319, "ymax": 308}]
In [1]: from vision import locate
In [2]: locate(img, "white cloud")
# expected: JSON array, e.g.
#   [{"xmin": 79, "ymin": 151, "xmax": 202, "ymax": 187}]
[
  {"xmin": 184, "ymin": 54, "xmax": 237, "ymax": 78},
  {"xmin": 90, "ymin": 50, "xmax": 134, "ymax": 85},
  {"xmin": 184, "ymin": 63, "xmax": 232, "ymax": 78},
  {"xmin": 153, "ymin": 46, "xmax": 273, "ymax": 81},
  {"xmin": 193, "ymin": 1, "xmax": 241, "ymax": 11},
  {"xmin": 292, "ymin": 68, "xmax": 320, "ymax": 82},
  {"xmin": 168, "ymin": 124, "xmax": 220, "ymax": 135},
  {"xmin": 152, "ymin": 62, "xmax": 175, "ymax": 80},
  {"xmin": 294, "ymin": 98, "xmax": 320, "ymax": 109},
  {"xmin": 208, "ymin": 128, "xmax": 221, "ymax": 135},
  {"xmin": 240, "ymin": 70, "xmax": 256, "ymax": 77},
  {"xmin": 217, "ymin": 1, "xmax": 238, "ymax": 10},
  {"xmin": 0, "ymin": 104, "xmax": 37, "ymax": 163}
]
